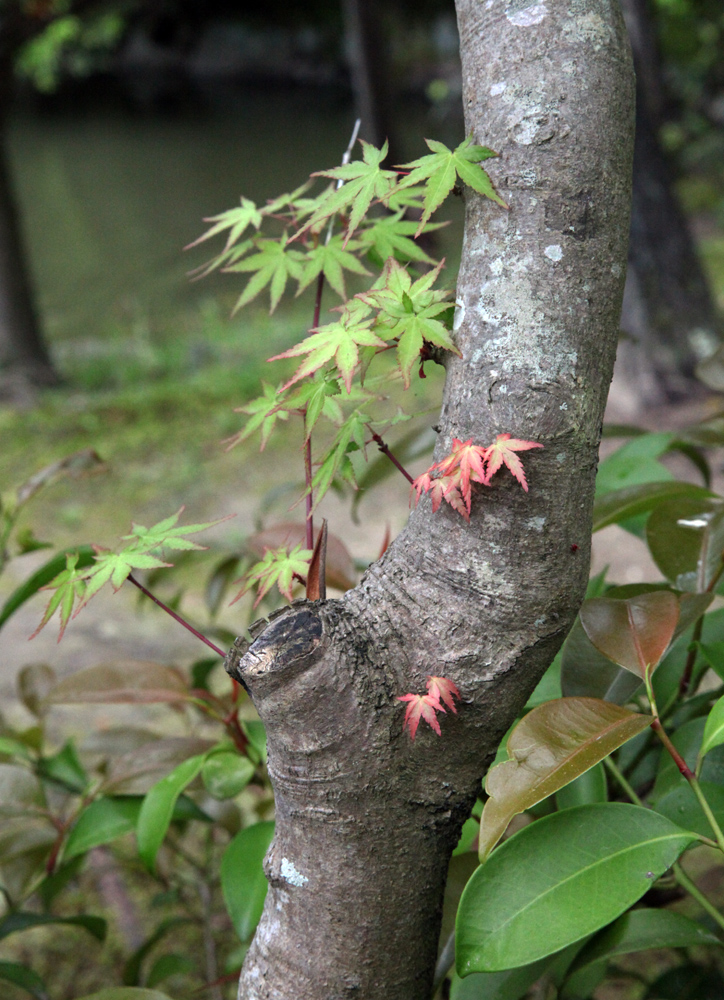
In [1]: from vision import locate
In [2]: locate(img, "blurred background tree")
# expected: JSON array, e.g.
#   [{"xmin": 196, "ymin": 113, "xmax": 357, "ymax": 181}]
[{"xmin": 1, "ymin": 0, "xmax": 722, "ymax": 405}]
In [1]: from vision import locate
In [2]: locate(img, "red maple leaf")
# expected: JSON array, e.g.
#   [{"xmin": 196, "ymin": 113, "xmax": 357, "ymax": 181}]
[
  {"xmin": 433, "ymin": 438, "xmax": 486, "ymax": 511},
  {"xmin": 410, "ymin": 470, "xmax": 469, "ymax": 521},
  {"xmin": 484, "ymin": 434, "xmax": 543, "ymax": 491},
  {"xmin": 398, "ymin": 693, "xmax": 442, "ymax": 739},
  {"xmin": 427, "ymin": 676, "xmax": 461, "ymax": 713}
]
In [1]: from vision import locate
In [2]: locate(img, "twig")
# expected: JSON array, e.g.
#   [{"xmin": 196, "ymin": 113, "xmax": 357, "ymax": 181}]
[
  {"xmin": 301, "ymin": 118, "xmax": 361, "ymax": 546},
  {"xmin": 368, "ymin": 427, "xmax": 415, "ymax": 484},
  {"xmin": 127, "ymin": 574, "xmax": 225, "ymax": 658}
]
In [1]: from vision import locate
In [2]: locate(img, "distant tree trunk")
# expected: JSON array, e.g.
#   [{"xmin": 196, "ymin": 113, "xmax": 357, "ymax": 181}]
[
  {"xmin": 618, "ymin": 0, "xmax": 721, "ymax": 405},
  {"xmin": 341, "ymin": 0, "xmax": 400, "ymax": 162},
  {"xmin": 0, "ymin": 19, "xmax": 59, "ymax": 392}
]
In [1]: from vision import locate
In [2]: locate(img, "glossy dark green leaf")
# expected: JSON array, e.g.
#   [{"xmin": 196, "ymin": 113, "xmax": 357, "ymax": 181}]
[
  {"xmin": 555, "ymin": 761, "xmax": 607, "ymax": 810},
  {"xmin": 646, "ymin": 497, "xmax": 720, "ymax": 584},
  {"xmin": 0, "ymin": 961, "xmax": 48, "ymax": 1000},
  {"xmin": 38, "ymin": 742, "xmax": 88, "ymax": 793},
  {"xmin": 595, "ymin": 433, "xmax": 673, "ymax": 496},
  {"xmin": 137, "ymin": 754, "xmax": 206, "ymax": 871},
  {"xmin": 0, "ymin": 911, "xmax": 106, "ymax": 942},
  {"xmin": 560, "ymin": 618, "xmax": 641, "ymax": 704},
  {"xmin": 65, "ymin": 797, "xmax": 142, "ymax": 859},
  {"xmin": 564, "ymin": 908, "xmax": 719, "ymax": 992},
  {"xmin": 456, "ymin": 804, "xmax": 695, "ymax": 975},
  {"xmin": 122, "ymin": 918, "xmax": 192, "ymax": 986},
  {"xmin": 701, "ymin": 693, "xmax": 724, "ymax": 760},
  {"xmin": 0, "ymin": 546, "xmax": 96, "ymax": 631},
  {"xmin": 242, "ymin": 720, "xmax": 267, "ymax": 764},
  {"xmin": 525, "ymin": 653, "xmax": 562, "ymax": 708},
  {"xmin": 579, "ymin": 592, "xmax": 680, "ymax": 677},
  {"xmin": 655, "ymin": 783, "xmax": 724, "ymax": 841},
  {"xmin": 221, "ymin": 820, "xmax": 275, "ymax": 941},
  {"xmin": 652, "ymin": 717, "xmax": 724, "ymax": 801},
  {"xmin": 38, "ymin": 854, "xmax": 84, "ymax": 908},
  {"xmin": 452, "ymin": 817, "xmax": 480, "ymax": 857},
  {"xmin": 102, "ymin": 737, "xmax": 214, "ymax": 795},
  {"xmin": 146, "ymin": 953, "xmax": 195, "ymax": 987},
  {"xmin": 202, "ymin": 750, "xmax": 255, "ymax": 799},
  {"xmin": 479, "ymin": 700, "xmax": 651, "ymax": 860},
  {"xmin": 592, "ymin": 482, "xmax": 714, "ymax": 533},
  {"xmin": 189, "ymin": 657, "xmax": 220, "ymax": 692},
  {"xmin": 449, "ymin": 958, "xmax": 551, "ymax": 1000},
  {"xmin": 698, "ymin": 641, "xmax": 724, "ymax": 682}
]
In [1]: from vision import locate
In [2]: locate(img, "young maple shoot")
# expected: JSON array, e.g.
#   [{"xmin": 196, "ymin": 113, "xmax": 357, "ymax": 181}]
[
  {"xmin": 411, "ymin": 434, "xmax": 543, "ymax": 522},
  {"xmin": 31, "ymin": 509, "xmax": 227, "ymax": 641},
  {"xmin": 399, "ymin": 675, "xmax": 462, "ymax": 740},
  {"xmin": 191, "ymin": 134, "xmax": 539, "ymax": 606}
]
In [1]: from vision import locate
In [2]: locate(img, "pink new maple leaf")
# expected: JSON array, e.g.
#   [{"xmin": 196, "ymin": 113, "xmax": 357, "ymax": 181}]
[
  {"xmin": 398, "ymin": 693, "xmax": 442, "ymax": 739},
  {"xmin": 427, "ymin": 676, "xmax": 461, "ymax": 713},
  {"xmin": 410, "ymin": 471, "xmax": 469, "ymax": 521},
  {"xmin": 433, "ymin": 438, "xmax": 486, "ymax": 512},
  {"xmin": 398, "ymin": 675, "xmax": 461, "ymax": 740},
  {"xmin": 484, "ymin": 434, "xmax": 543, "ymax": 492}
]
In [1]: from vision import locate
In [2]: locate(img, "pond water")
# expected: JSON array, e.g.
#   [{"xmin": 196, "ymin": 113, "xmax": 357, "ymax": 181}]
[{"xmin": 8, "ymin": 83, "xmax": 465, "ymax": 361}]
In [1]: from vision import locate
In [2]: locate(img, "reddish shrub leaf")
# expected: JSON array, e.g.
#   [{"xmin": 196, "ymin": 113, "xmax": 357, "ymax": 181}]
[
  {"xmin": 579, "ymin": 592, "xmax": 680, "ymax": 677},
  {"xmin": 479, "ymin": 697, "xmax": 652, "ymax": 860}
]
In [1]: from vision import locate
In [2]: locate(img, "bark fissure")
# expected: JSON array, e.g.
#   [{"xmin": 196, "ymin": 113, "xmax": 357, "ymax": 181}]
[{"xmin": 230, "ymin": 3, "xmax": 635, "ymax": 997}]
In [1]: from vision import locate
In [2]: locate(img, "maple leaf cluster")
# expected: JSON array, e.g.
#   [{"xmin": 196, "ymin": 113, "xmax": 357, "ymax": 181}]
[
  {"xmin": 231, "ymin": 542, "xmax": 313, "ymax": 609},
  {"xmin": 399, "ymin": 676, "xmax": 461, "ymax": 740},
  {"xmin": 411, "ymin": 434, "xmax": 543, "ymax": 520},
  {"xmin": 32, "ymin": 509, "xmax": 225, "ymax": 641}
]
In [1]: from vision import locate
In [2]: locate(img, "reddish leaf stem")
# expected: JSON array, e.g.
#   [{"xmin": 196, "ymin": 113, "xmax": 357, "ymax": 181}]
[
  {"xmin": 651, "ymin": 718, "xmax": 694, "ymax": 780},
  {"xmin": 222, "ymin": 709, "xmax": 249, "ymax": 755},
  {"xmin": 368, "ymin": 428, "xmax": 415, "ymax": 485},
  {"xmin": 127, "ymin": 574, "xmax": 225, "ymax": 659},
  {"xmin": 304, "ymin": 429, "xmax": 314, "ymax": 550}
]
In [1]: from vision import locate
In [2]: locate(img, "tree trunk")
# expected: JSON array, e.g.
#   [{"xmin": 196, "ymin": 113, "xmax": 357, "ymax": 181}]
[
  {"xmin": 228, "ymin": 3, "xmax": 634, "ymax": 998},
  {"xmin": 0, "ymin": 21, "xmax": 59, "ymax": 392},
  {"xmin": 618, "ymin": 0, "xmax": 721, "ymax": 405}
]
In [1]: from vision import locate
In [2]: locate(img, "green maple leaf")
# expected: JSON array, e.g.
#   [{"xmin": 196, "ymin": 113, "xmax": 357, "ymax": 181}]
[
  {"xmin": 296, "ymin": 140, "xmax": 398, "ymax": 245},
  {"xmin": 187, "ymin": 198, "xmax": 262, "ymax": 252},
  {"xmin": 225, "ymin": 234, "xmax": 305, "ymax": 314},
  {"xmin": 397, "ymin": 136, "xmax": 507, "ymax": 235},
  {"xmin": 30, "ymin": 551, "xmax": 87, "ymax": 641},
  {"xmin": 269, "ymin": 299, "xmax": 386, "ymax": 393},
  {"xmin": 358, "ymin": 213, "xmax": 442, "ymax": 267},
  {"xmin": 284, "ymin": 374, "xmax": 345, "ymax": 438},
  {"xmin": 309, "ymin": 409, "xmax": 369, "ymax": 508},
  {"xmin": 225, "ymin": 382, "xmax": 290, "ymax": 452},
  {"xmin": 232, "ymin": 543, "xmax": 313, "ymax": 607},
  {"xmin": 122, "ymin": 508, "xmax": 226, "ymax": 552},
  {"xmin": 361, "ymin": 259, "xmax": 459, "ymax": 386},
  {"xmin": 295, "ymin": 234, "xmax": 370, "ymax": 299},
  {"xmin": 188, "ymin": 239, "xmax": 254, "ymax": 281},
  {"xmin": 260, "ymin": 179, "xmax": 314, "ymax": 222},
  {"xmin": 75, "ymin": 548, "xmax": 172, "ymax": 613}
]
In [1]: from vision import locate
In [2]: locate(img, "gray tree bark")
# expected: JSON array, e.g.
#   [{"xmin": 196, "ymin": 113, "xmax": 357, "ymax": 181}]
[{"xmin": 227, "ymin": 3, "xmax": 635, "ymax": 998}]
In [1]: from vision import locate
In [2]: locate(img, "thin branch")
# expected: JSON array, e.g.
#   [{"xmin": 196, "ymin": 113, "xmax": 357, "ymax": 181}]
[
  {"xmin": 368, "ymin": 427, "xmax": 415, "ymax": 484},
  {"xmin": 127, "ymin": 574, "xmax": 225, "ymax": 658}
]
